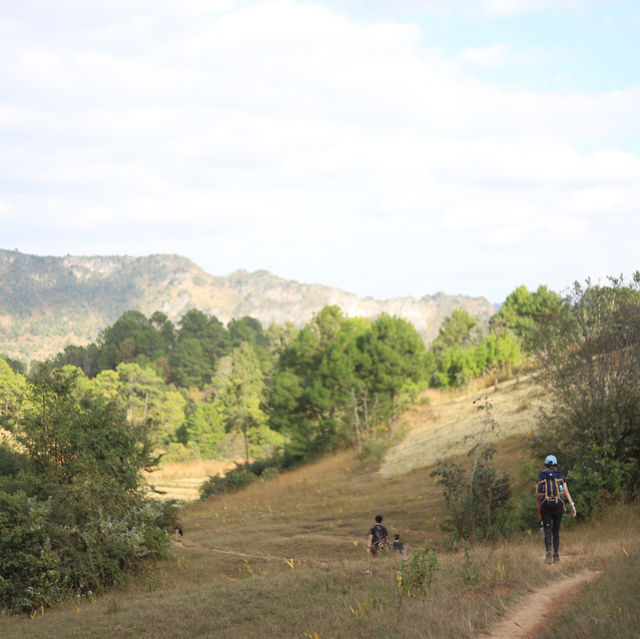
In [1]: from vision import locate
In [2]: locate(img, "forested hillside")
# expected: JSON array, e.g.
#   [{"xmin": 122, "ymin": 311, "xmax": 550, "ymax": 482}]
[{"xmin": 0, "ymin": 249, "xmax": 495, "ymax": 362}]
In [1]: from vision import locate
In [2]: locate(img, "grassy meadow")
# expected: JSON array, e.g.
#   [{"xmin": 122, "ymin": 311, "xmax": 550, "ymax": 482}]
[
  {"xmin": 1, "ymin": 380, "xmax": 638, "ymax": 639},
  {"xmin": 144, "ymin": 460, "xmax": 240, "ymax": 501}
]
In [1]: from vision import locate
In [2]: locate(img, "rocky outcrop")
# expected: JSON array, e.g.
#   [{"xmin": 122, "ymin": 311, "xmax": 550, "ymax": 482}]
[{"xmin": 0, "ymin": 250, "xmax": 495, "ymax": 362}]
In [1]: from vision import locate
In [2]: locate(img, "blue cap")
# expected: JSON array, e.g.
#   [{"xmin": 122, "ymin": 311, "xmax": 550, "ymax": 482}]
[{"xmin": 544, "ymin": 455, "xmax": 557, "ymax": 466}]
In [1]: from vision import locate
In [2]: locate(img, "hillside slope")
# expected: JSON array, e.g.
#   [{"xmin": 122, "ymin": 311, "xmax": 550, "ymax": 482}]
[
  {"xmin": 381, "ymin": 375, "xmax": 549, "ymax": 477},
  {"xmin": 1, "ymin": 379, "xmax": 637, "ymax": 639},
  {"xmin": 0, "ymin": 249, "xmax": 495, "ymax": 362}
]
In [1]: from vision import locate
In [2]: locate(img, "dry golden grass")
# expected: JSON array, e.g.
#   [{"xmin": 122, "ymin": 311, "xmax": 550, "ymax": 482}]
[
  {"xmin": 143, "ymin": 459, "xmax": 240, "ymax": 501},
  {"xmin": 381, "ymin": 374, "xmax": 549, "ymax": 477},
  {"xmin": 1, "ymin": 379, "xmax": 638, "ymax": 639}
]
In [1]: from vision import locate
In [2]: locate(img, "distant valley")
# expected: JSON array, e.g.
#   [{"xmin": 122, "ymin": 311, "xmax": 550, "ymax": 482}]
[{"xmin": 0, "ymin": 249, "xmax": 496, "ymax": 363}]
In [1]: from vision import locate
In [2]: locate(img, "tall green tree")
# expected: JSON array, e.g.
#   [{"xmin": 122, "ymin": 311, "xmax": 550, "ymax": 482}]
[
  {"xmin": 92, "ymin": 363, "xmax": 187, "ymax": 447},
  {"xmin": 98, "ymin": 310, "xmax": 167, "ymax": 370},
  {"xmin": 183, "ymin": 403, "xmax": 226, "ymax": 459},
  {"xmin": 170, "ymin": 310, "xmax": 230, "ymax": 387},
  {"xmin": 268, "ymin": 306, "xmax": 365, "ymax": 456},
  {"xmin": 430, "ymin": 310, "xmax": 480, "ymax": 353},
  {"xmin": 357, "ymin": 314, "xmax": 427, "ymax": 435},
  {"xmin": 537, "ymin": 273, "xmax": 640, "ymax": 516},
  {"xmin": 268, "ymin": 308, "xmax": 428, "ymax": 456},
  {"xmin": 214, "ymin": 342, "xmax": 277, "ymax": 464},
  {"xmin": 491, "ymin": 284, "xmax": 561, "ymax": 352}
]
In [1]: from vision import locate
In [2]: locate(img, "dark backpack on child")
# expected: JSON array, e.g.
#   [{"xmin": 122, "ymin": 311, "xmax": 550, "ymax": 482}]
[{"xmin": 537, "ymin": 468, "xmax": 566, "ymax": 508}]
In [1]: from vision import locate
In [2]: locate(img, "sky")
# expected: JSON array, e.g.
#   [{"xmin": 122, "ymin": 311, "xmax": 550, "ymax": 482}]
[{"xmin": 1, "ymin": 0, "xmax": 639, "ymax": 304}]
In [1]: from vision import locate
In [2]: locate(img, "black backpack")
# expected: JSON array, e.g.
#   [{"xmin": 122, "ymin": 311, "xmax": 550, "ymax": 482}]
[
  {"xmin": 371, "ymin": 524, "xmax": 386, "ymax": 545},
  {"xmin": 537, "ymin": 468, "xmax": 566, "ymax": 507}
]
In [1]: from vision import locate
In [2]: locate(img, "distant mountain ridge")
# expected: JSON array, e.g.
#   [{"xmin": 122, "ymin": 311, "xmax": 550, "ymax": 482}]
[{"xmin": 0, "ymin": 249, "xmax": 496, "ymax": 362}]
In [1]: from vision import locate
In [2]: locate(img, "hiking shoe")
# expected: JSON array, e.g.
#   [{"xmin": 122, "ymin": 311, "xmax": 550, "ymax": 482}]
[
  {"xmin": 553, "ymin": 554, "xmax": 560, "ymax": 564},
  {"xmin": 545, "ymin": 552, "xmax": 552, "ymax": 564}
]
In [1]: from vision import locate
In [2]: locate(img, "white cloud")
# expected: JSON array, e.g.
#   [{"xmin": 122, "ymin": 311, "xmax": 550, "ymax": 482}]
[
  {"xmin": 0, "ymin": 198, "xmax": 11, "ymax": 219},
  {"xmin": 357, "ymin": 0, "xmax": 596, "ymax": 18},
  {"xmin": 458, "ymin": 43, "xmax": 514, "ymax": 68},
  {"xmin": 0, "ymin": 0, "xmax": 638, "ymax": 302}
]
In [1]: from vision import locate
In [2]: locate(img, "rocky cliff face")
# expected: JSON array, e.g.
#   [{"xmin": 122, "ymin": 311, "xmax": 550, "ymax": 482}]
[{"xmin": 0, "ymin": 249, "xmax": 496, "ymax": 362}]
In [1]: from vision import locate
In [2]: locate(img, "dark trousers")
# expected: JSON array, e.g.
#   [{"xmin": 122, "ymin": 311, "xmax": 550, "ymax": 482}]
[{"xmin": 541, "ymin": 501, "xmax": 564, "ymax": 553}]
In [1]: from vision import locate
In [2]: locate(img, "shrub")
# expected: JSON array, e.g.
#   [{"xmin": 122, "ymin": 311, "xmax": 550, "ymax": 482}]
[
  {"xmin": 0, "ymin": 365, "xmax": 170, "ymax": 614},
  {"xmin": 431, "ymin": 396, "xmax": 520, "ymax": 543},
  {"xmin": 198, "ymin": 452, "xmax": 304, "ymax": 499},
  {"xmin": 398, "ymin": 540, "xmax": 440, "ymax": 596},
  {"xmin": 261, "ymin": 467, "xmax": 280, "ymax": 480},
  {"xmin": 199, "ymin": 467, "xmax": 258, "ymax": 499}
]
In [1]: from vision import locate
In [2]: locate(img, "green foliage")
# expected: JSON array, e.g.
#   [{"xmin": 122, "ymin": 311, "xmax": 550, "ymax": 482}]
[
  {"xmin": 50, "ymin": 307, "xmax": 239, "ymax": 390},
  {"xmin": 460, "ymin": 544, "xmax": 480, "ymax": 585},
  {"xmin": 228, "ymin": 316, "xmax": 268, "ymax": 349},
  {"xmin": 161, "ymin": 441, "xmax": 202, "ymax": 462},
  {"xmin": 0, "ymin": 365, "xmax": 169, "ymax": 613},
  {"xmin": 183, "ymin": 403, "xmax": 226, "ymax": 459},
  {"xmin": 268, "ymin": 307, "xmax": 427, "ymax": 457},
  {"xmin": 398, "ymin": 540, "xmax": 440, "ymax": 596},
  {"xmin": 199, "ymin": 467, "xmax": 259, "ymax": 499},
  {"xmin": 198, "ymin": 452, "xmax": 302, "ymax": 499},
  {"xmin": 426, "ymin": 285, "xmax": 563, "ymax": 390},
  {"xmin": 536, "ymin": 273, "xmax": 640, "ymax": 515},
  {"xmin": 170, "ymin": 310, "xmax": 229, "ymax": 387},
  {"xmin": 92, "ymin": 363, "xmax": 187, "ymax": 449},
  {"xmin": 0, "ymin": 354, "xmax": 26, "ymax": 375},
  {"xmin": 490, "ymin": 284, "xmax": 562, "ymax": 353},
  {"xmin": 430, "ymin": 310, "xmax": 480, "ymax": 353},
  {"xmin": 357, "ymin": 314, "xmax": 429, "ymax": 435},
  {"xmin": 429, "ymin": 331, "xmax": 521, "ymax": 389},
  {"xmin": 430, "ymin": 397, "xmax": 515, "ymax": 543},
  {"xmin": 213, "ymin": 342, "xmax": 276, "ymax": 465},
  {"xmin": 268, "ymin": 306, "xmax": 368, "ymax": 455},
  {"xmin": 98, "ymin": 310, "xmax": 169, "ymax": 370}
]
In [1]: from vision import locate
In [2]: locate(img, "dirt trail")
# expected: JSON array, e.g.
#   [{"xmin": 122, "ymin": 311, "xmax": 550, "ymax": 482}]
[
  {"xmin": 173, "ymin": 540, "xmax": 333, "ymax": 565},
  {"xmin": 477, "ymin": 569, "xmax": 600, "ymax": 639}
]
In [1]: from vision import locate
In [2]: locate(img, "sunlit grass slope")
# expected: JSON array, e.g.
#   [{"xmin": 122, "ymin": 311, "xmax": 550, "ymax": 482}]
[
  {"xmin": 1, "ymin": 378, "xmax": 637, "ymax": 639},
  {"xmin": 381, "ymin": 374, "xmax": 548, "ymax": 477},
  {"xmin": 144, "ymin": 460, "xmax": 239, "ymax": 501}
]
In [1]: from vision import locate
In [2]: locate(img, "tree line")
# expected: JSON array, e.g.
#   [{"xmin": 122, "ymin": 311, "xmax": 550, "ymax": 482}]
[
  {"xmin": 30, "ymin": 295, "xmax": 546, "ymax": 463},
  {"xmin": 1, "ymin": 287, "xmax": 565, "ymax": 468}
]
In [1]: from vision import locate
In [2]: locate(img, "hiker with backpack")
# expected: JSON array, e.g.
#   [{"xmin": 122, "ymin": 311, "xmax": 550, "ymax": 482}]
[
  {"xmin": 367, "ymin": 515, "xmax": 388, "ymax": 556},
  {"xmin": 536, "ymin": 455, "xmax": 576, "ymax": 564}
]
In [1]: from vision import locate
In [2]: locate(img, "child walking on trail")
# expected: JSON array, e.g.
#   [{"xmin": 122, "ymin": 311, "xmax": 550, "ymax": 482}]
[
  {"xmin": 536, "ymin": 455, "xmax": 576, "ymax": 564},
  {"xmin": 392, "ymin": 534, "xmax": 406, "ymax": 558}
]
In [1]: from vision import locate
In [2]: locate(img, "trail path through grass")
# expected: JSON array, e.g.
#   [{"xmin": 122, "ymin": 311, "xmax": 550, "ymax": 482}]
[{"xmin": 477, "ymin": 569, "xmax": 600, "ymax": 639}]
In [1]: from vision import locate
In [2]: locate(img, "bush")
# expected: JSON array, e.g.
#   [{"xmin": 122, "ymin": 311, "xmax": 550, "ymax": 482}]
[
  {"xmin": 261, "ymin": 467, "xmax": 280, "ymax": 480},
  {"xmin": 562, "ymin": 455, "xmax": 633, "ymax": 520},
  {"xmin": 0, "ymin": 491, "xmax": 63, "ymax": 613},
  {"xmin": 430, "ymin": 397, "xmax": 522, "ymax": 544},
  {"xmin": 199, "ymin": 466, "xmax": 258, "ymax": 499},
  {"xmin": 0, "ymin": 365, "xmax": 170, "ymax": 614},
  {"xmin": 198, "ymin": 451, "xmax": 307, "ymax": 499},
  {"xmin": 0, "ymin": 481, "xmax": 171, "ymax": 613},
  {"xmin": 398, "ymin": 540, "xmax": 440, "ymax": 597}
]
